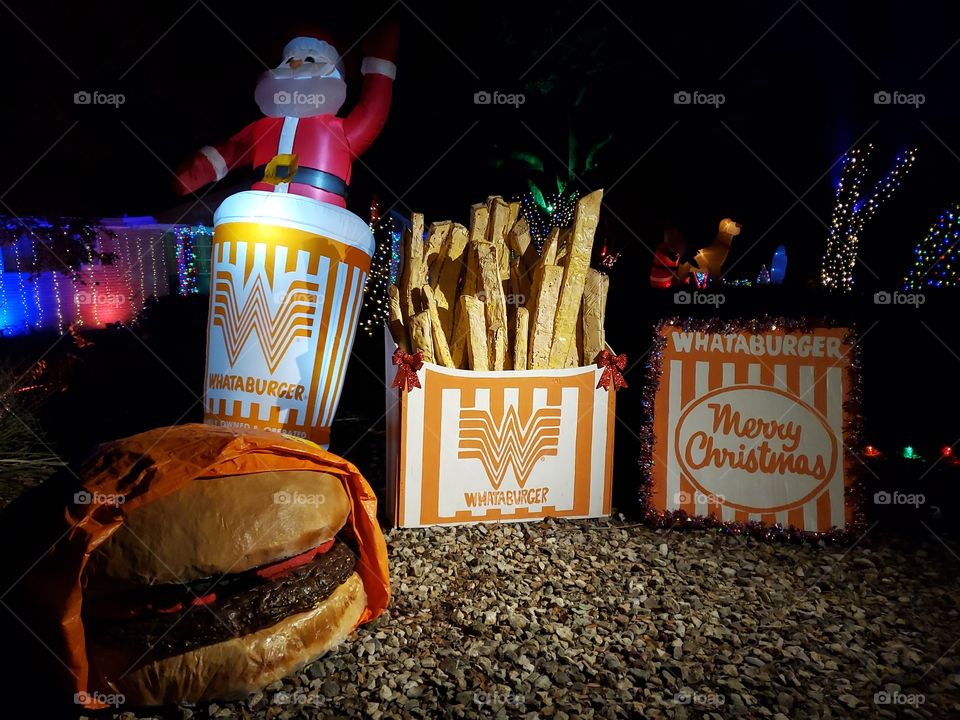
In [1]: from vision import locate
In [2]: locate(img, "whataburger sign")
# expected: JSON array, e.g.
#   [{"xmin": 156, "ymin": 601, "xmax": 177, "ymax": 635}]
[{"xmin": 650, "ymin": 323, "xmax": 854, "ymax": 532}]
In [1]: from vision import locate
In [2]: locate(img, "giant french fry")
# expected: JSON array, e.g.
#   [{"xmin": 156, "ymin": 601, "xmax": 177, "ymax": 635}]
[
  {"xmin": 487, "ymin": 196, "xmax": 511, "ymax": 281},
  {"xmin": 450, "ymin": 205, "xmax": 489, "ymax": 367},
  {"xmin": 387, "ymin": 283, "xmax": 410, "ymax": 352},
  {"xmin": 540, "ymin": 227, "xmax": 559, "ymax": 266},
  {"xmin": 548, "ymin": 190, "xmax": 603, "ymax": 368},
  {"xmin": 410, "ymin": 310, "xmax": 435, "ymax": 364},
  {"xmin": 528, "ymin": 264, "xmax": 564, "ymax": 369},
  {"xmin": 460, "ymin": 294, "xmax": 489, "ymax": 371},
  {"xmin": 476, "ymin": 241, "xmax": 508, "ymax": 370},
  {"xmin": 398, "ymin": 213, "xmax": 426, "ymax": 319},
  {"xmin": 506, "ymin": 201, "xmax": 520, "ymax": 235},
  {"xmin": 513, "ymin": 306, "xmax": 529, "ymax": 371},
  {"xmin": 555, "ymin": 227, "xmax": 572, "ymax": 266},
  {"xmin": 425, "ymin": 221, "xmax": 452, "ymax": 282},
  {"xmin": 509, "ymin": 259, "xmax": 527, "ymax": 314},
  {"xmin": 431, "ymin": 223, "xmax": 468, "ymax": 343},
  {"xmin": 462, "ymin": 203, "xmax": 489, "ymax": 296},
  {"xmin": 582, "ymin": 269, "xmax": 609, "ymax": 366},
  {"xmin": 572, "ymin": 301, "xmax": 584, "ymax": 367},
  {"xmin": 509, "ymin": 216, "xmax": 540, "ymax": 284},
  {"xmin": 507, "ymin": 218, "xmax": 535, "ymax": 300},
  {"xmin": 421, "ymin": 284, "xmax": 455, "ymax": 368}
]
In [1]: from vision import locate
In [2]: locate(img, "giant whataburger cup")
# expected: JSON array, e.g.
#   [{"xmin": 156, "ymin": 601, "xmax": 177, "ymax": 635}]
[{"xmin": 204, "ymin": 191, "xmax": 374, "ymax": 446}]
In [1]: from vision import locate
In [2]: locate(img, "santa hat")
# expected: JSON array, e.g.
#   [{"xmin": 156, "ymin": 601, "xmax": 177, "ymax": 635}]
[{"xmin": 279, "ymin": 26, "xmax": 346, "ymax": 78}]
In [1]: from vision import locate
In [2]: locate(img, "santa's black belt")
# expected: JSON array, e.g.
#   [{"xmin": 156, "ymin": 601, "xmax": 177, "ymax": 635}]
[{"xmin": 255, "ymin": 165, "xmax": 348, "ymax": 199}]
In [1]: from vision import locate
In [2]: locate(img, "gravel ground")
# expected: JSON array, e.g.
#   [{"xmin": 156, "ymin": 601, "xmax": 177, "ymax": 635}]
[{"xmin": 88, "ymin": 517, "xmax": 960, "ymax": 719}]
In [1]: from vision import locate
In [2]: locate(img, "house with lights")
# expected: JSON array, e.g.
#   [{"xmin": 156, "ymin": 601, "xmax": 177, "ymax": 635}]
[{"xmin": 0, "ymin": 216, "xmax": 212, "ymax": 336}]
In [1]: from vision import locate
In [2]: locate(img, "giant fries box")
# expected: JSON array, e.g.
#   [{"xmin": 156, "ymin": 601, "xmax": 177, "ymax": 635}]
[
  {"xmin": 383, "ymin": 190, "xmax": 619, "ymax": 526},
  {"xmin": 385, "ymin": 345, "xmax": 615, "ymax": 527}
]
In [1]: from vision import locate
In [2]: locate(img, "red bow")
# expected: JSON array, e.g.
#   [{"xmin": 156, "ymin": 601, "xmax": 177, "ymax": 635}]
[
  {"xmin": 392, "ymin": 349, "xmax": 423, "ymax": 392},
  {"xmin": 595, "ymin": 350, "xmax": 628, "ymax": 391}
]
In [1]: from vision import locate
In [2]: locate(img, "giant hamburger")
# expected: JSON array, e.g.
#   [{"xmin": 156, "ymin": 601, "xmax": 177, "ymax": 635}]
[
  {"xmin": 84, "ymin": 470, "xmax": 365, "ymax": 705},
  {"xmin": 9, "ymin": 425, "xmax": 389, "ymax": 709}
]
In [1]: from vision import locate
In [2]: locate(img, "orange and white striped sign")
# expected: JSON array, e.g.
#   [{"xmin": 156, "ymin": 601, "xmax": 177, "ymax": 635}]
[
  {"xmin": 390, "ymin": 361, "xmax": 615, "ymax": 527},
  {"xmin": 204, "ymin": 191, "xmax": 373, "ymax": 447},
  {"xmin": 651, "ymin": 325, "xmax": 854, "ymax": 531}
]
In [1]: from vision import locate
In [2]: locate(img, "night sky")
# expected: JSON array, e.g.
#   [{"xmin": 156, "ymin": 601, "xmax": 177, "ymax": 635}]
[{"xmin": 3, "ymin": 1, "xmax": 960, "ymax": 291}]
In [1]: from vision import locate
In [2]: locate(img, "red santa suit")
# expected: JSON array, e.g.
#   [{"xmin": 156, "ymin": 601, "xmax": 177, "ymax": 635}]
[
  {"xmin": 650, "ymin": 246, "xmax": 681, "ymax": 288},
  {"xmin": 176, "ymin": 34, "xmax": 396, "ymax": 209},
  {"xmin": 650, "ymin": 228, "xmax": 686, "ymax": 289}
]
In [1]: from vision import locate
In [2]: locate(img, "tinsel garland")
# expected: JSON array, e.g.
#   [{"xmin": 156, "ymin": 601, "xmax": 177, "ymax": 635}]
[{"xmin": 638, "ymin": 315, "xmax": 866, "ymax": 545}]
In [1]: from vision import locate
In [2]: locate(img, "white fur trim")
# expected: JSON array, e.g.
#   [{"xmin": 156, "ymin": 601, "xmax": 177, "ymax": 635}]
[
  {"xmin": 283, "ymin": 37, "xmax": 344, "ymax": 78},
  {"xmin": 361, "ymin": 57, "xmax": 396, "ymax": 80},
  {"xmin": 277, "ymin": 117, "xmax": 299, "ymax": 153},
  {"xmin": 199, "ymin": 145, "xmax": 228, "ymax": 181}
]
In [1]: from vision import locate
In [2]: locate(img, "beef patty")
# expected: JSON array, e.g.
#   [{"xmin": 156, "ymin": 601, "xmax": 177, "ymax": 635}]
[{"xmin": 85, "ymin": 541, "xmax": 357, "ymax": 660}]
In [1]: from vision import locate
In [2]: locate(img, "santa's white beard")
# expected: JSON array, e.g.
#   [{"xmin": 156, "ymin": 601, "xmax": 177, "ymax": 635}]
[{"xmin": 254, "ymin": 69, "xmax": 347, "ymax": 118}]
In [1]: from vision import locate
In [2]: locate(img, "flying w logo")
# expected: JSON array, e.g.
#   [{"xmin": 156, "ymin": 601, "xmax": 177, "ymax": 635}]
[
  {"xmin": 457, "ymin": 403, "xmax": 562, "ymax": 489},
  {"xmin": 212, "ymin": 272, "xmax": 319, "ymax": 374}
]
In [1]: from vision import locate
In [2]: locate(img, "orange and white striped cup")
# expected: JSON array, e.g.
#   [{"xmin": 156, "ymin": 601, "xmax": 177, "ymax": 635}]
[{"xmin": 203, "ymin": 190, "xmax": 373, "ymax": 447}]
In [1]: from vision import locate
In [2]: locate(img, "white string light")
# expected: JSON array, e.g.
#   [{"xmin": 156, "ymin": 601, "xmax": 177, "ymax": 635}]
[{"xmin": 821, "ymin": 144, "xmax": 916, "ymax": 292}]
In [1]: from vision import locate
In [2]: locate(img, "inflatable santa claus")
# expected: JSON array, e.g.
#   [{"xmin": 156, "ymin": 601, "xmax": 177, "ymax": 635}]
[
  {"xmin": 175, "ymin": 22, "xmax": 398, "ymax": 205},
  {"xmin": 177, "ymin": 22, "xmax": 398, "ymax": 448}
]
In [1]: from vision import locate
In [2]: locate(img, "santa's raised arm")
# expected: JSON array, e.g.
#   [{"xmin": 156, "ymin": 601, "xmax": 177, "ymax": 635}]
[{"xmin": 175, "ymin": 21, "xmax": 398, "ymax": 209}]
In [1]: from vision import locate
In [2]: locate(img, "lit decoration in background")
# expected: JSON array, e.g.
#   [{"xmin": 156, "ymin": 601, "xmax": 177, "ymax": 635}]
[
  {"xmin": 360, "ymin": 200, "xmax": 402, "ymax": 337},
  {"xmin": 11, "ymin": 237, "xmax": 29, "ymax": 324},
  {"xmin": 943, "ymin": 446, "xmax": 960, "ymax": 466},
  {"xmin": 495, "ymin": 116, "xmax": 611, "ymax": 247},
  {"xmin": 0, "ymin": 217, "xmax": 175, "ymax": 335},
  {"xmin": 148, "ymin": 232, "xmax": 158, "ymax": 297},
  {"xmin": 820, "ymin": 144, "xmax": 916, "ymax": 292},
  {"xmin": 50, "ymin": 260, "xmax": 63, "ymax": 331},
  {"xmin": 770, "ymin": 245, "xmax": 787, "ymax": 285},
  {"xmin": 519, "ymin": 186, "xmax": 579, "ymax": 246},
  {"xmin": 756, "ymin": 264, "xmax": 771, "ymax": 285},
  {"xmin": 389, "ymin": 224, "xmax": 402, "ymax": 283},
  {"xmin": 85, "ymin": 241, "xmax": 100, "ymax": 327},
  {"xmin": 29, "ymin": 237, "xmax": 43, "ymax": 328},
  {"xmin": 173, "ymin": 225, "xmax": 208, "ymax": 295},
  {"xmin": 860, "ymin": 443, "xmax": 960, "ymax": 462},
  {"xmin": 903, "ymin": 202, "xmax": 960, "ymax": 290},
  {"xmin": 598, "ymin": 245, "xmax": 620, "ymax": 273}
]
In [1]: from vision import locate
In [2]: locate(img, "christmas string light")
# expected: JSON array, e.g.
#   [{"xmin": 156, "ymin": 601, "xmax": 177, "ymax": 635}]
[
  {"xmin": 148, "ymin": 231, "xmax": 158, "ymax": 298},
  {"xmin": 73, "ymin": 271, "xmax": 83, "ymax": 328},
  {"xmin": 821, "ymin": 144, "xmax": 916, "ymax": 292},
  {"xmin": 84, "ymin": 238, "xmax": 100, "ymax": 327},
  {"xmin": 50, "ymin": 266, "xmax": 64, "ymax": 333},
  {"xmin": 10, "ymin": 235, "xmax": 30, "ymax": 331},
  {"xmin": 0, "ymin": 244, "xmax": 6, "ymax": 329},
  {"xmin": 904, "ymin": 202, "xmax": 960, "ymax": 289},
  {"xmin": 118, "ymin": 233, "xmax": 137, "ymax": 315},
  {"xmin": 519, "ymin": 189, "xmax": 579, "ymax": 247},
  {"xmin": 135, "ymin": 234, "xmax": 146, "ymax": 312},
  {"xmin": 756, "ymin": 264, "xmax": 771, "ymax": 285},
  {"xmin": 29, "ymin": 237, "xmax": 43, "ymax": 328},
  {"xmin": 361, "ymin": 211, "xmax": 400, "ymax": 337},
  {"xmin": 389, "ymin": 226, "xmax": 402, "ymax": 283},
  {"xmin": 173, "ymin": 225, "xmax": 207, "ymax": 295}
]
